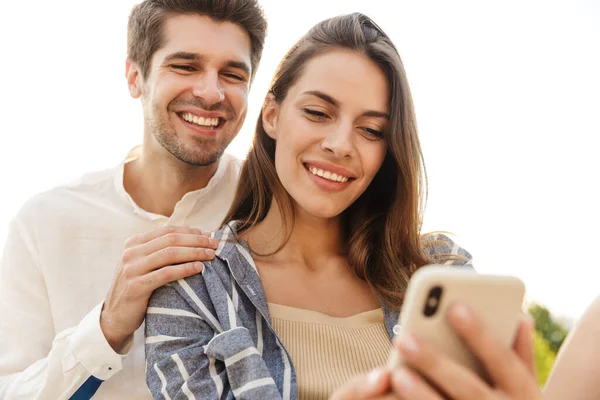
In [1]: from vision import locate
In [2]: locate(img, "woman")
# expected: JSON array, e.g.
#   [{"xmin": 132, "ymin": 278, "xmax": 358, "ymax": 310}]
[
  {"xmin": 543, "ymin": 296, "xmax": 600, "ymax": 400},
  {"xmin": 145, "ymin": 13, "xmax": 540, "ymax": 400}
]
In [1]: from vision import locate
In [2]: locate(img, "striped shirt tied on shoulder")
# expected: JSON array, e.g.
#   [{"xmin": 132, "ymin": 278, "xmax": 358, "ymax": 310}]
[{"xmin": 145, "ymin": 223, "xmax": 473, "ymax": 399}]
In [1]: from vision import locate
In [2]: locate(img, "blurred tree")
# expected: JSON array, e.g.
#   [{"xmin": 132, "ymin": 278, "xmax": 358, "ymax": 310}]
[
  {"xmin": 533, "ymin": 330, "xmax": 556, "ymax": 386},
  {"xmin": 528, "ymin": 303, "xmax": 569, "ymax": 353}
]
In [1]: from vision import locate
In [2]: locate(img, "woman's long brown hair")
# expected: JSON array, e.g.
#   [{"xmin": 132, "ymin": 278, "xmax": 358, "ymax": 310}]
[{"xmin": 222, "ymin": 13, "xmax": 437, "ymax": 310}]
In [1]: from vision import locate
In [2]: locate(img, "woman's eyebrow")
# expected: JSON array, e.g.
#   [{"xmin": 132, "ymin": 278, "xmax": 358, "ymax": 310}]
[{"xmin": 301, "ymin": 90, "xmax": 389, "ymax": 119}]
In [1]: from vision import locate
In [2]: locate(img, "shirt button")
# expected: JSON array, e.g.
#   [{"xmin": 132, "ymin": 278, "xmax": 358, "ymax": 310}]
[{"xmin": 392, "ymin": 324, "xmax": 402, "ymax": 335}]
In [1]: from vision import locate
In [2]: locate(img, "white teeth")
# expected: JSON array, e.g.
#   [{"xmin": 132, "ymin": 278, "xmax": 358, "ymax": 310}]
[
  {"xmin": 181, "ymin": 113, "xmax": 219, "ymax": 128},
  {"xmin": 308, "ymin": 166, "xmax": 350, "ymax": 183}
]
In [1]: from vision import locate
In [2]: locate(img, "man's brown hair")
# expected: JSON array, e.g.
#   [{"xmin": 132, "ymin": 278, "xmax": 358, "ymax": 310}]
[{"xmin": 127, "ymin": 0, "xmax": 267, "ymax": 80}]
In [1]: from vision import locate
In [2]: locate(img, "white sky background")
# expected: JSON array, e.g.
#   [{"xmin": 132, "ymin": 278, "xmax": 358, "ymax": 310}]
[{"xmin": 0, "ymin": 1, "xmax": 598, "ymax": 320}]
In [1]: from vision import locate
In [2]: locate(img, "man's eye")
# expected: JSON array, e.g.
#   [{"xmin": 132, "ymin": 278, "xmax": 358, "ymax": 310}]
[
  {"xmin": 223, "ymin": 73, "xmax": 245, "ymax": 81},
  {"xmin": 171, "ymin": 65, "xmax": 195, "ymax": 72},
  {"xmin": 303, "ymin": 109, "xmax": 329, "ymax": 119}
]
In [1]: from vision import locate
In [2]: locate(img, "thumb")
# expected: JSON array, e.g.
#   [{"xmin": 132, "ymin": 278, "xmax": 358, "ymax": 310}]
[
  {"xmin": 513, "ymin": 313, "xmax": 536, "ymax": 376},
  {"xmin": 330, "ymin": 368, "xmax": 390, "ymax": 400}
]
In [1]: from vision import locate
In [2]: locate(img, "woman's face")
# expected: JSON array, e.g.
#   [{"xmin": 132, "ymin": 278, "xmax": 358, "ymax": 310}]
[{"xmin": 263, "ymin": 48, "xmax": 389, "ymax": 220}]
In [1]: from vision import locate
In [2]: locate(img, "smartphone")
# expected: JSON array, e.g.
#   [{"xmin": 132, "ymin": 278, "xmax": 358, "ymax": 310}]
[{"xmin": 388, "ymin": 265, "xmax": 526, "ymax": 383}]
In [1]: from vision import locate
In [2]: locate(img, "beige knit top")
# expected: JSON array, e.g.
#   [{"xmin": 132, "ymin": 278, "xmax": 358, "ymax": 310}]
[{"xmin": 268, "ymin": 303, "xmax": 391, "ymax": 400}]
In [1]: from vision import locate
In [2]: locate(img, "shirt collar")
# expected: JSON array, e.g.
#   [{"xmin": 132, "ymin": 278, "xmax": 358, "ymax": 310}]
[{"xmin": 112, "ymin": 145, "xmax": 233, "ymax": 221}]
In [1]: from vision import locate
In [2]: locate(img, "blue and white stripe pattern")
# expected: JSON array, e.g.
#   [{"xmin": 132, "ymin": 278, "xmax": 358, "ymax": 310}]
[{"xmin": 145, "ymin": 223, "xmax": 472, "ymax": 399}]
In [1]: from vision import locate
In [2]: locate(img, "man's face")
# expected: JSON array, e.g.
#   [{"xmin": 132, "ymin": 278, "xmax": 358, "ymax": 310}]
[{"xmin": 133, "ymin": 14, "xmax": 252, "ymax": 166}]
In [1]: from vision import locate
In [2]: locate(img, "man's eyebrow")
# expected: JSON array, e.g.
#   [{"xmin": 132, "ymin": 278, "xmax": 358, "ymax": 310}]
[
  {"xmin": 164, "ymin": 51, "xmax": 202, "ymax": 62},
  {"xmin": 163, "ymin": 52, "xmax": 250, "ymax": 75},
  {"xmin": 302, "ymin": 90, "xmax": 389, "ymax": 119},
  {"xmin": 225, "ymin": 60, "xmax": 251, "ymax": 77}
]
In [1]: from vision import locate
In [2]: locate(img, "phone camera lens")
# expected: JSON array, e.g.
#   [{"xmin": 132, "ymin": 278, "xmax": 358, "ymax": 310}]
[{"xmin": 423, "ymin": 286, "xmax": 443, "ymax": 317}]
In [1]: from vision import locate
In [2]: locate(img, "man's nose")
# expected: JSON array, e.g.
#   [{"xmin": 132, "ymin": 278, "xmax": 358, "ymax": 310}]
[{"xmin": 192, "ymin": 70, "xmax": 223, "ymax": 106}]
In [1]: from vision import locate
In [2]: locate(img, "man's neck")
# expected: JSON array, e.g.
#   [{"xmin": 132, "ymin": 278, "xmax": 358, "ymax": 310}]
[{"xmin": 123, "ymin": 148, "xmax": 219, "ymax": 217}]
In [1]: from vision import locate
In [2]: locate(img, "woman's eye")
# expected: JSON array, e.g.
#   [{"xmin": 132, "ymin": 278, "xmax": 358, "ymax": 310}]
[
  {"xmin": 362, "ymin": 127, "xmax": 384, "ymax": 139},
  {"xmin": 303, "ymin": 108, "xmax": 329, "ymax": 119}
]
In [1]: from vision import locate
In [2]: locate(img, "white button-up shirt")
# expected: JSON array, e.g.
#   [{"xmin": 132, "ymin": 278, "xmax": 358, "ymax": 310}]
[{"xmin": 0, "ymin": 152, "xmax": 242, "ymax": 399}]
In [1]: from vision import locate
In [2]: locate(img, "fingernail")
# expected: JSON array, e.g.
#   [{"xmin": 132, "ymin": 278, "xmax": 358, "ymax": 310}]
[
  {"xmin": 398, "ymin": 334, "xmax": 419, "ymax": 355},
  {"xmin": 209, "ymin": 238, "xmax": 219, "ymax": 247},
  {"xmin": 452, "ymin": 303, "xmax": 472, "ymax": 322},
  {"xmin": 393, "ymin": 369, "xmax": 414, "ymax": 393},
  {"xmin": 194, "ymin": 262, "xmax": 204, "ymax": 272},
  {"xmin": 524, "ymin": 313, "xmax": 535, "ymax": 327},
  {"xmin": 367, "ymin": 368, "xmax": 383, "ymax": 386},
  {"xmin": 205, "ymin": 249, "xmax": 215, "ymax": 258}
]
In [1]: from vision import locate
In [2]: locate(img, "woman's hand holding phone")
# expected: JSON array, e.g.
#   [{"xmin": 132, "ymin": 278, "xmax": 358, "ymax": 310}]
[
  {"xmin": 387, "ymin": 302, "xmax": 542, "ymax": 400},
  {"xmin": 330, "ymin": 305, "xmax": 541, "ymax": 400},
  {"xmin": 330, "ymin": 265, "xmax": 543, "ymax": 400}
]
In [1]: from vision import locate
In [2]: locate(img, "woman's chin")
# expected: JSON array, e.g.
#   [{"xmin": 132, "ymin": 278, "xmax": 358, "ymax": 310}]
[{"xmin": 296, "ymin": 203, "xmax": 346, "ymax": 221}]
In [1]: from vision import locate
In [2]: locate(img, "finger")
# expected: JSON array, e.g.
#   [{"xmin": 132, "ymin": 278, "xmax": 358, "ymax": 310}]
[
  {"xmin": 124, "ymin": 226, "xmax": 205, "ymax": 247},
  {"xmin": 390, "ymin": 367, "xmax": 445, "ymax": 400},
  {"xmin": 142, "ymin": 261, "xmax": 204, "ymax": 290},
  {"xmin": 133, "ymin": 232, "xmax": 219, "ymax": 258},
  {"xmin": 512, "ymin": 314, "xmax": 536, "ymax": 376},
  {"xmin": 393, "ymin": 334, "xmax": 490, "ymax": 400},
  {"xmin": 330, "ymin": 368, "xmax": 391, "ymax": 400},
  {"xmin": 135, "ymin": 246, "xmax": 215, "ymax": 275},
  {"xmin": 447, "ymin": 303, "xmax": 531, "ymax": 392}
]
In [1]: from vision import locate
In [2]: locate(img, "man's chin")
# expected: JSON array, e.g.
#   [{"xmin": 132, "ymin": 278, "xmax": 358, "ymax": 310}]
[
  {"xmin": 174, "ymin": 149, "xmax": 225, "ymax": 167},
  {"xmin": 155, "ymin": 131, "xmax": 228, "ymax": 167}
]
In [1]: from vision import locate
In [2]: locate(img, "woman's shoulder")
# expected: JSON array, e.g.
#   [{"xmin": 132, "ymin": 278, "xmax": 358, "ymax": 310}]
[
  {"xmin": 421, "ymin": 233, "xmax": 473, "ymax": 268},
  {"xmin": 150, "ymin": 224, "xmax": 242, "ymax": 304},
  {"xmin": 207, "ymin": 221, "xmax": 258, "ymax": 279},
  {"xmin": 209, "ymin": 222, "xmax": 251, "ymax": 261}
]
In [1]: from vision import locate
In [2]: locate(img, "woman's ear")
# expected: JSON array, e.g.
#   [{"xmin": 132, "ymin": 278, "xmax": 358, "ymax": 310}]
[
  {"xmin": 126, "ymin": 59, "xmax": 142, "ymax": 98},
  {"xmin": 262, "ymin": 93, "xmax": 279, "ymax": 140}
]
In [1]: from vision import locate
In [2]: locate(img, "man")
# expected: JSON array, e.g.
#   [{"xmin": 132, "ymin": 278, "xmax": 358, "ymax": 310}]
[{"xmin": 0, "ymin": 0, "xmax": 267, "ymax": 398}]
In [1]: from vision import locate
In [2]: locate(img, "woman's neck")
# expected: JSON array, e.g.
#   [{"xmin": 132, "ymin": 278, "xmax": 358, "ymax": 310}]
[
  {"xmin": 243, "ymin": 199, "xmax": 381, "ymax": 316},
  {"xmin": 245, "ymin": 200, "xmax": 345, "ymax": 270}
]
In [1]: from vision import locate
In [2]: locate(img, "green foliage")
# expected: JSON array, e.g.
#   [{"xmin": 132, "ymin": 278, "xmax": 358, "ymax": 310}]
[
  {"xmin": 528, "ymin": 303, "xmax": 569, "ymax": 353},
  {"xmin": 533, "ymin": 330, "xmax": 556, "ymax": 386},
  {"xmin": 527, "ymin": 302, "xmax": 571, "ymax": 386}
]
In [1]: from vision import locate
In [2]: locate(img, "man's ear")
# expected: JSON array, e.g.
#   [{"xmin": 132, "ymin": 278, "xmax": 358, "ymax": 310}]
[
  {"xmin": 262, "ymin": 93, "xmax": 279, "ymax": 140},
  {"xmin": 125, "ymin": 59, "xmax": 142, "ymax": 99}
]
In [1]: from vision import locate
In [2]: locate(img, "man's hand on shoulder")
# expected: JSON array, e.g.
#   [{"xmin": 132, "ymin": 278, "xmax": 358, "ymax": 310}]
[{"xmin": 100, "ymin": 226, "xmax": 217, "ymax": 352}]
